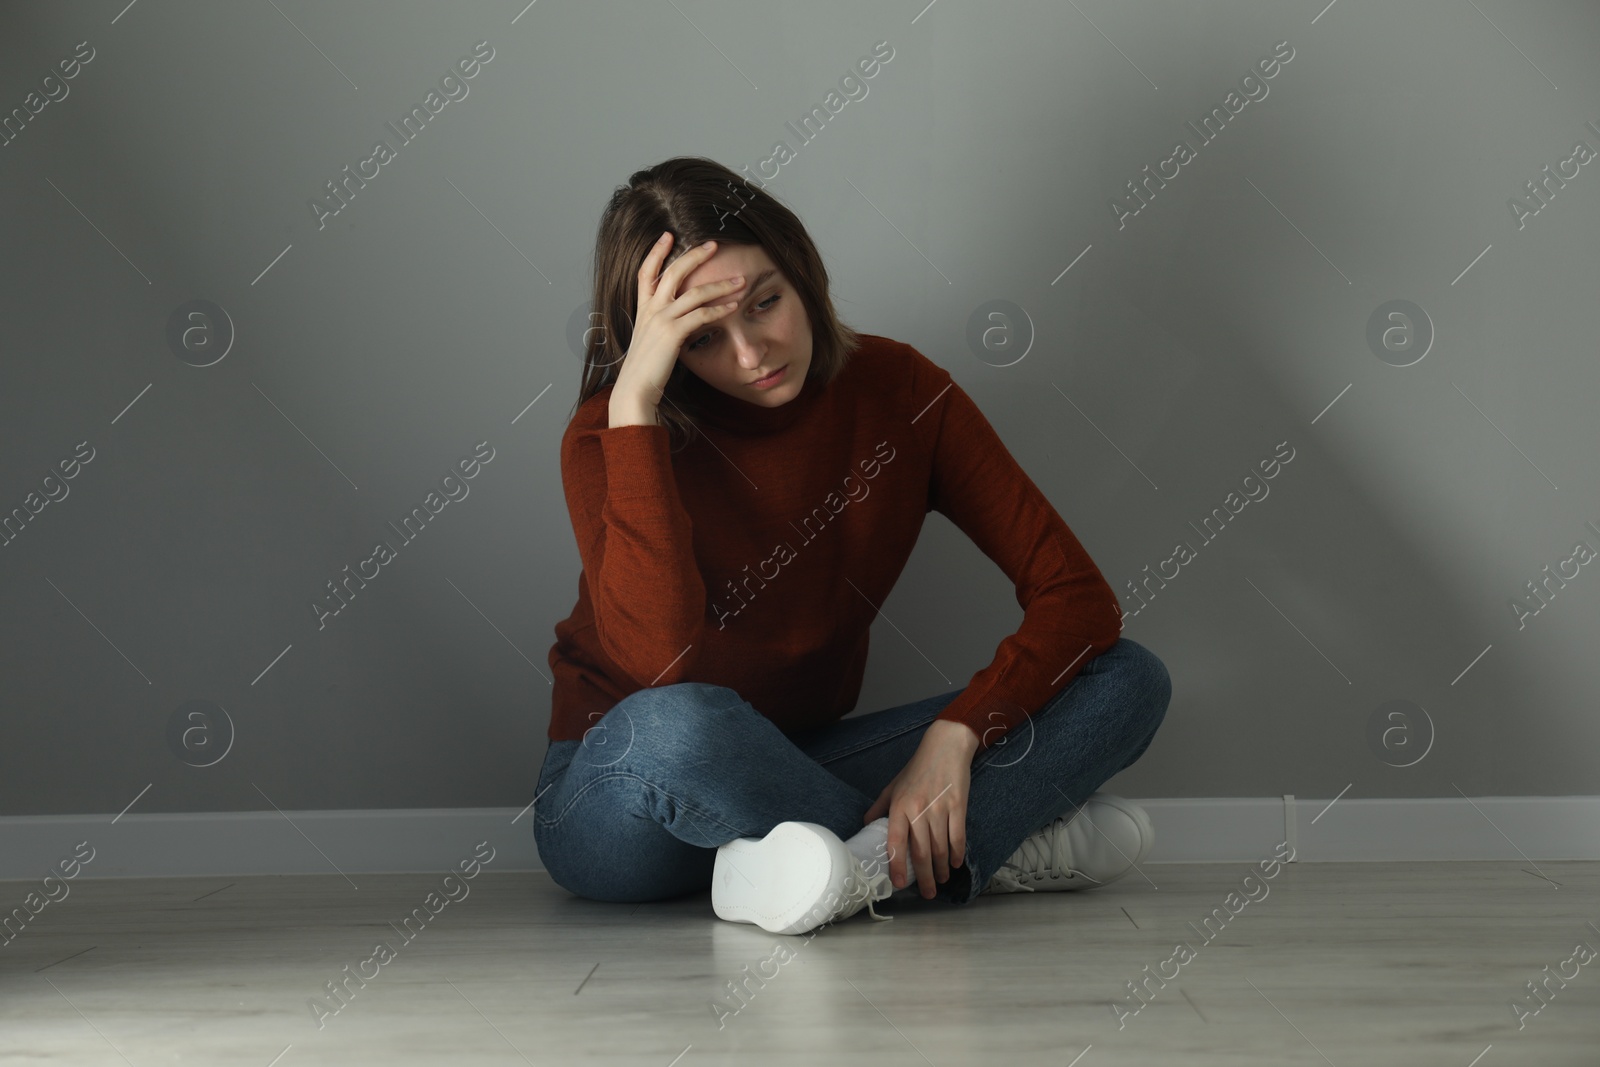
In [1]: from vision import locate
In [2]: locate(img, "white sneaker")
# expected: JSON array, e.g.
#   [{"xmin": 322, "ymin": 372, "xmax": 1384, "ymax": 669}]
[
  {"xmin": 713, "ymin": 821, "xmax": 895, "ymax": 935},
  {"xmin": 981, "ymin": 793, "xmax": 1153, "ymax": 894}
]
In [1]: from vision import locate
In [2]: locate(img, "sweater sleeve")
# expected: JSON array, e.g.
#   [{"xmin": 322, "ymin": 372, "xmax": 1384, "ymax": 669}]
[
  {"xmin": 915, "ymin": 359, "xmax": 1125, "ymax": 755},
  {"xmin": 560, "ymin": 418, "xmax": 707, "ymax": 689}
]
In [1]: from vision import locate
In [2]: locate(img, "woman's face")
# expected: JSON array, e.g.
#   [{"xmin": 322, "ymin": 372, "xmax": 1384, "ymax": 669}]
[{"xmin": 670, "ymin": 243, "xmax": 813, "ymax": 407}]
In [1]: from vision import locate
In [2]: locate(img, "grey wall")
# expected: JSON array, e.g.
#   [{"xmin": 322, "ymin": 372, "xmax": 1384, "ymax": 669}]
[{"xmin": 3, "ymin": 0, "xmax": 1597, "ymax": 819}]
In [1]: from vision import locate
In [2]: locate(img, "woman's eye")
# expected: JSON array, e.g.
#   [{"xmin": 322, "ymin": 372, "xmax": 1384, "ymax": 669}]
[{"xmin": 685, "ymin": 293, "xmax": 779, "ymax": 353}]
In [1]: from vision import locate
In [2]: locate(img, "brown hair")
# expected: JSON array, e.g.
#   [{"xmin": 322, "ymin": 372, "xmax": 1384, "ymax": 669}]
[{"xmin": 571, "ymin": 156, "xmax": 862, "ymax": 451}]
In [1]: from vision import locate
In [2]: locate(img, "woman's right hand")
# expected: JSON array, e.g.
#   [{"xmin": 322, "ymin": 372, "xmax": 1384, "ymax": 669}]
[{"xmin": 611, "ymin": 233, "xmax": 748, "ymax": 414}]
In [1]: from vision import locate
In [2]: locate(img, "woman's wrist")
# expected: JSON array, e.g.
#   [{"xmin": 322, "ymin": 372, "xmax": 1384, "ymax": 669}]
[
  {"xmin": 925, "ymin": 718, "xmax": 980, "ymax": 758},
  {"xmin": 608, "ymin": 394, "xmax": 659, "ymax": 428}
]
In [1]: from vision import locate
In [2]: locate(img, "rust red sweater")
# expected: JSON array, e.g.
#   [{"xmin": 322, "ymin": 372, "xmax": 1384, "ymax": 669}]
[{"xmin": 546, "ymin": 333, "xmax": 1124, "ymax": 753}]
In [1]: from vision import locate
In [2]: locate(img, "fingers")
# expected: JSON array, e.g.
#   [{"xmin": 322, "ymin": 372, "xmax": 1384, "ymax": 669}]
[
  {"xmin": 930, "ymin": 815, "xmax": 950, "ymax": 885},
  {"xmin": 645, "ymin": 235, "xmax": 719, "ymax": 306},
  {"xmin": 908, "ymin": 815, "xmax": 935, "ymax": 899},
  {"xmin": 886, "ymin": 809, "xmax": 910, "ymax": 890},
  {"xmin": 635, "ymin": 231, "xmax": 675, "ymax": 301},
  {"xmin": 885, "ymin": 778, "xmax": 969, "ymax": 897},
  {"xmin": 912, "ymin": 794, "xmax": 949, "ymax": 887},
  {"xmin": 682, "ymin": 278, "xmax": 746, "ymax": 323}
]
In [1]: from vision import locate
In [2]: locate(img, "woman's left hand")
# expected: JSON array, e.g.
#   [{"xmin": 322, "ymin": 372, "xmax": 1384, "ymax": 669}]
[{"xmin": 862, "ymin": 719, "xmax": 980, "ymax": 899}]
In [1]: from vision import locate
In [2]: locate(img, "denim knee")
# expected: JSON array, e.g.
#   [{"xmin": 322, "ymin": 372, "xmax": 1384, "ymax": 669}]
[
  {"xmin": 1105, "ymin": 634, "xmax": 1165, "ymax": 696},
  {"xmin": 1109, "ymin": 638, "xmax": 1171, "ymax": 753},
  {"xmin": 582, "ymin": 682, "xmax": 750, "ymax": 772}
]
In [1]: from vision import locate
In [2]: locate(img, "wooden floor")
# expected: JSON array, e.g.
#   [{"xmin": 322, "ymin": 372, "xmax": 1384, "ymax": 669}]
[{"xmin": 2, "ymin": 861, "xmax": 1596, "ymax": 1065}]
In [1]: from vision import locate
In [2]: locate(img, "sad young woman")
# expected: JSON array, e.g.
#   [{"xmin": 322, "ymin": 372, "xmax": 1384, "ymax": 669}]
[{"xmin": 535, "ymin": 156, "xmax": 1171, "ymax": 935}]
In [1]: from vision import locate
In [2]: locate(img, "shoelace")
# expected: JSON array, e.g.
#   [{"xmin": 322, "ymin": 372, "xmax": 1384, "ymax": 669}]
[
  {"xmin": 988, "ymin": 815, "xmax": 1097, "ymax": 892},
  {"xmin": 838, "ymin": 863, "xmax": 895, "ymax": 923}
]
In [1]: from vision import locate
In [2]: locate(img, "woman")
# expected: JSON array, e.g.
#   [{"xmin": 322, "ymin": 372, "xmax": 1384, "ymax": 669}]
[{"xmin": 536, "ymin": 156, "xmax": 1171, "ymax": 936}]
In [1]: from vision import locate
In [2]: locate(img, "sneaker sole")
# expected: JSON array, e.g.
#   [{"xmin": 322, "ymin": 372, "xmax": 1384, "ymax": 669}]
[{"xmin": 712, "ymin": 822, "xmax": 854, "ymax": 936}]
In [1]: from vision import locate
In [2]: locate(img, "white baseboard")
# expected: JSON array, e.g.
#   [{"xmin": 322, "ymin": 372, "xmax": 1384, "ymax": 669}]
[
  {"xmin": 2, "ymin": 796, "xmax": 1597, "ymax": 881},
  {"xmin": 1140, "ymin": 795, "xmax": 1600, "ymax": 862}
]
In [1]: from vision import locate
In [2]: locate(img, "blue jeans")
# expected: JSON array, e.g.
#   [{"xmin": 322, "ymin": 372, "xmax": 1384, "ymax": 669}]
[{"xmin": 533, "ymin": 637, "xmax": 1170, "ymax": 907}]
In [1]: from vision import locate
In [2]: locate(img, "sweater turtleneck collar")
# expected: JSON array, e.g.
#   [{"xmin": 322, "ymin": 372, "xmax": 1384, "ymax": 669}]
[{"xmin": 673, "ymin": 365, "xmax": 820, "ymax": 436}]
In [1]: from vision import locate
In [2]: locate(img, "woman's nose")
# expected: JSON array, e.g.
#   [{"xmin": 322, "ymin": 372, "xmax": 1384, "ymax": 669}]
[{"xmin": 730, "ymin": 335, "xmax": 763, "ymax": 365}]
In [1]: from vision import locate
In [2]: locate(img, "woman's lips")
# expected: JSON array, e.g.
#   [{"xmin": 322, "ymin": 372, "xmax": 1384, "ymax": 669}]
[{"xmin": 751, "ymin": 365, "xmax": 787, "ymax": 389}]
